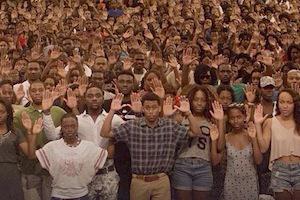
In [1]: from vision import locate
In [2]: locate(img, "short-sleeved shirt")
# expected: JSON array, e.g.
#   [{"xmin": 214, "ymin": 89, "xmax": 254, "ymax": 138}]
[{"xmin": 112, "ymin": 117, "xmax": 188, "ymax": 175}]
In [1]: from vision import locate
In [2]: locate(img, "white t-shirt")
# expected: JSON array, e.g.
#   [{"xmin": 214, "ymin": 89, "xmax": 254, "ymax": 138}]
[{"xmin": 36, "ymin": 139, "xmax": 108, "ymax": 199}]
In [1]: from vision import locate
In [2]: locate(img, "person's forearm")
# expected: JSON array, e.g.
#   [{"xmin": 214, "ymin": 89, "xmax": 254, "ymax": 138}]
[
  {"xmin": 217, "ymin": 119, "xmax": 225, "ymax": 151},
  {"xmin": 27, "ymin": 133, "xmax": 37, "ymax": 159},
  {"xmin": 187, "ymin": 113, "xmax": 201, "ymax": 137},
  {"xmin": 251, "ymin": 137, "xmax": 263, "ymax": 165},
  {"xmin": 211, "ymin": 140, "xmax": 222, "ymax": 166},
  {"xmin": 100, "ymin": 110, "xmax": 115, "ymax": 138},
  {"xmin": 254, "ymin": 123, "xmax": 268, "ymax": 153},
  {"xmin": 43, "ymin": 113, "xmax": 61, "ymax": 140}
]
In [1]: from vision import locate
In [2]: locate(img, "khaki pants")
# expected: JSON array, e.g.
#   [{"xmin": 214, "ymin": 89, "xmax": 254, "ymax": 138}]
[{"xmin": 130, "ymin": 174, "xmax": 171, "ymax": 200}]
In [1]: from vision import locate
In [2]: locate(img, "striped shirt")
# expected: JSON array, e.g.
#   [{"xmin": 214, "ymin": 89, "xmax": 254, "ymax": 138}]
[{"xmin": 113, "ymin": 117, "xmax": 188, "ymax": 175}]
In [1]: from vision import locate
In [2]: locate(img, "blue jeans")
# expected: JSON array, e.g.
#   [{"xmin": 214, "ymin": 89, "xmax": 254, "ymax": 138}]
[
  {"xmin": 171, "ymin": 157, "xmax": 213, "ymax": 191},
  {"xmin": 270, "ymin": 161, "xmax": 300, "ymax": 193}
]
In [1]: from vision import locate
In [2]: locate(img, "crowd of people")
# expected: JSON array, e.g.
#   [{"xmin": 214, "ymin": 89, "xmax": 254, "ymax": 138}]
[{"xmin": 0, "ymin": 0, "xmax": 299, "ymax": 199}]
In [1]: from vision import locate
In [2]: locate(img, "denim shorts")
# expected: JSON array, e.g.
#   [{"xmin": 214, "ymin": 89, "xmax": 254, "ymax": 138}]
[
  {"xmin": 171, "ymin": 157, "xmax": 213, "ymax": 191},
  {"xmin": 270, "ymin": 161, "xmax": 300, "ymax": 193}
]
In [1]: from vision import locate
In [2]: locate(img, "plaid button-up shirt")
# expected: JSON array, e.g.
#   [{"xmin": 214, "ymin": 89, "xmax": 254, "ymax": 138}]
[{"xmin": 113, "ymin": 117, "xmax": 188, "ymax": 175}]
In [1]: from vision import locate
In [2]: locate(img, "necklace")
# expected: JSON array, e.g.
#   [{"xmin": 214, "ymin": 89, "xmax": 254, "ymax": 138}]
[{"xmin": 64, "ymin": 137, "xmax": 81, "ymax": 148}]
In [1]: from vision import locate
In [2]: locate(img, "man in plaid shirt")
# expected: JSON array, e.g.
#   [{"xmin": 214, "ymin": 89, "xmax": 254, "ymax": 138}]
[{"xmin": 101, "ymin": 92, "xmax": 203, "ymax": 200}]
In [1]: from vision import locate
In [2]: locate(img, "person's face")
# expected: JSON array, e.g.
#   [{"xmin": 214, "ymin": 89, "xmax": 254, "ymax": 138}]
[
  {"xmin": 287, "ymin": 72, "xmax": 300, "ymax": 87},
  {"xmin": 218, "ymin": 65, "xmax": 232, "ymax": 84},
  {"xmin": 61, "ymin": 117, "xmax": 78, "ymax": 140},
  {"xmin": 231, "ymin": 66, "xmax": 239, "ymax": 80},
  {"xmin": 0, "ymin": 84, "xmax": 14, "ymax": 104},
  {"xmin": 85, "ymin": 87, "xmax": 104, "ymax": 110},
  {"xmin": 261, "ymin": 85, "xmax": 274, "ymax": 101},
  {"xmin": 93, "ymin": 57, "xmax": 108, "ymax": 71},
  {"xmin": 251, "ymin": 72, "xmax": 261, "ymax": 88},
  {"xmin": 200, "ymin": 71, "xmax": 211, "ymax": 85},
  {"xmin": 44, "ymin": 78, "xmax": 55, "ymax": 91},
  {"xmin": 204, "ymin": 19, "xmax": 212, "ymax": 29},
  {"xmin": 0, "ymin": 41, "xmax": 8, "ymax": 53},
  {"xmin": 26, "ymin": 62, "xmax": 41, "ymax": 81},
  {"xmin": 70, "ymin": 70, "xmax": 80, "ymax": 83},
  {"xmin": 63, "ymin": 39, "xmax": 74, "ymax": 53},
  {"xmin": 29, "ymin": 82, "xmax": 45, "ymax": 105},
  {"xmin": 117, "ymin": 74, "xmax": 134, "ymax": 96},
  {"xmin": 9, "ymin": 70, "xmax": 20, "ymax": 84},
  {"xmin": 228, "ymin": 108, "xmax": 245, "ymax": 129},
  {"xmin": 142, "ymin": 100, "xmax": 161, "ymax": 123},
  {"xmin": 219, "ymin": 90, "xmax": 233, "ymax": 111},
  {"xmin": 291, "ymin": 48, "xmax": 300, "ymax": 61},
  {"xmin": 278, "ymin": 92, "xmax": 294, "ymax": 117},
  {"xmin": 0, "ymin": 103, "xmax": 7, "ymax": 125},
  {"xmin": 144, "ymin": 73, "xmax": 159, "ymax": 91},
  {"xmin": 134, "ymin": 54, "xmax": 146, "ymax": 70},
  {"xmin": 91, "ymin": 72, "xmax": 104, "ymax": 88},
  {"xmin": 192, "ymin": 90, "xmax": 207, "ymax": 115}
]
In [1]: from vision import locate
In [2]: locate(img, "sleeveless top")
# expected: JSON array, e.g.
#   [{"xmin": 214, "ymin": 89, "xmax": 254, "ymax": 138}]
[
  {"xmin": 269, "ymin": 117, "xmax": 300, "ymax": 170},
  {"xmin": 179, "ymin": 120, "xmax": 211, "ymax": 161}
]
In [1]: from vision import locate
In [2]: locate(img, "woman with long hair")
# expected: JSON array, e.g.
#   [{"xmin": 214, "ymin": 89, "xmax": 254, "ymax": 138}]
[
  {"xmin": 254, "ymin": 89, "xmax": 300, "ymax": 200},
  {"xmin": 171, "ymin": 85, "xmax": 224, "ymax": 200}
]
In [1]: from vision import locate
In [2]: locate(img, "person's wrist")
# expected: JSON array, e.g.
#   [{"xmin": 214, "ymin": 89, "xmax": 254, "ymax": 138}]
[{"xmin": 184, "ymin": 111, "xmax": 192, "ymax": 117}]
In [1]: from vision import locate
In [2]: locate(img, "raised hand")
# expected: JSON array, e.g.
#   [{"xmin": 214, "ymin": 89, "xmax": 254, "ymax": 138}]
[
  {"xmin": 254, "ymin": 104, "xmax": 268, "ymax": 124},
  {"xmin": 110, "ymin": 94, "xmax": 124, "ymax": 112},
  {"xmin": 15, "ymin": 85, "xmax": 25, "ymax": 103},
  {"xmin": 182, "ymin": 47, "xmax": 197, "ymax": 66},
  {"xmin": 210, "ymin": 101, "xmax": 224, "ymax": 120},
  {"xmin": 65, "ymin": 88, "xmax": 78, "ymax": 109},
  {"xmin": 150, "ymin": 78, "xmax": 165, "ymax": 99},
  {"xmin": 168, "ymin": 55, "xmax": 179, "ymax": 69},
  {"xmin": 244, "ymin": 84, "xmax": 256, "ymax": 103},
  {"xmin": 50, "ymin": 47, "xmax": 62, "ymax": 60},
  {"xmin": 210, "ymin": 124, "xmax": 219, "ymax": 141},
  {"xmin": 42, "ymin": 90, "xmax": 54, "ymax": 111},
  {"xmin": 130, "ymin": 92, "xmax": 142, "ymax": 113},
  {"xmin": 247, "ymin": 122, "xmax": 257, "ymax": 139},
  {"xmin": 272, "ymin": 71, "xmax": 283, "ymax": 89},
  {"xmin": 174, "ymin": 96, "xmax": 191, "ymax": 115},
  {"xmin": 21, "ymin": 112, "xmax": 32, "ymax": 132},
  {"xmin": 55, "ymin": 79, "xmax": 68, "ymax": 97},
  {"xmin": 77, "ymin": 76, "xmax": 88, "ymax": 97},
  {"xmin": 122, "ymin": 57, "xmax": 133, "ymax": 71},
  {"xmin": 163, "ymin": 96, "xmax": 177, "ymax": 116},
  {"xmin": 32, "ymin": 117, "xmax": 43, "ymax": 135}
]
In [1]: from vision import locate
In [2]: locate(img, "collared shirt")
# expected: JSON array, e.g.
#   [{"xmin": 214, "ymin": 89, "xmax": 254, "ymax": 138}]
[
  {"xmin": 43, "ymin": 110, "xmax": 124, "ymax": 148},
  {"xmin": 112, "ymin": 117, "xmax": 188, "ymax": 175}
]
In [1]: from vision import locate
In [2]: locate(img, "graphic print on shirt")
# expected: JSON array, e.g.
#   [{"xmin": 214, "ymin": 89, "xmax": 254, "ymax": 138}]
[
  {"xmin": 188, "ymin": 125, "xmax": 210, "ymax": 150},
  {"xmin": 59, "ymin": 156, "xmax": 84, "ymax": 177}
]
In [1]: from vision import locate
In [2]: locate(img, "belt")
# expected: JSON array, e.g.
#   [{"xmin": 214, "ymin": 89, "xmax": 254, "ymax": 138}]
[
  {"xmin": 96, "ymin": 165, "xmax": 115, "ymax": 175},
  {"xmin": 132, "ymin": 173, "xmax": 166, "ymax": 182}
]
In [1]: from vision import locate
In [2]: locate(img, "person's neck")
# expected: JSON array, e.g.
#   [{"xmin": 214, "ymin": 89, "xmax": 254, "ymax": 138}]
[
  {"xmin": 0, "ymin": 124, "xmax": 8, "ymax": 135},
  {"xmin": 221, "ymin": 81, "xmax": 230, "ymax": 85},
  {"xmin": 133, "ymin": 68, "xmax": 144, "ymax": 74},
  {"xmin": 280, "ymin": 114, "xmax": 294, "ymax": 121},
  {"xmin": 231, "ymin": 127, "xmax": 245, "ymax": 134},
  {"xmin": 123, "ymin": 94, "xmax": 131, "ymax": 102},
  {"xmin": 32, "ymin": 103, "xmax": 43, "ymax": 110},
  {"xmin": 261, "ymin": 98, "xmax": 273, "ymax": 104},
  {"xmin": 87, "ymin": 108, "xmax": 103, "ymax": 120},
  {"xmin": 145, "ymin": 118, "xmax": 159, "ymax": 128},
  {"xmin": 64, "ymin": 136, "xmax": 79, "ymax": 145}
]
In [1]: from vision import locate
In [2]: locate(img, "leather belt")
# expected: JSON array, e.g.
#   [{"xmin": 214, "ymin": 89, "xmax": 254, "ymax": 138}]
[
  {"xmin": 96, "ymin": 165, "xmax": 115, "ymax": 175},
  {"xmin": 132, "ymin": 173, "xmax": 166, "ymax": 182}
]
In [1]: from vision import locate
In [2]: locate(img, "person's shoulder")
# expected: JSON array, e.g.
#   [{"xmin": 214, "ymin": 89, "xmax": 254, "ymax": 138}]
[{"xmin": 50, "ymin": 106, "xmax": 66, "ymax": 114}]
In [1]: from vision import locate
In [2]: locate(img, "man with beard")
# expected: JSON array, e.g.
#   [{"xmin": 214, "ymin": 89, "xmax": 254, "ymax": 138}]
[
  {"xmin": 13, "ymin": 80, "xmax": 66, "ymax": 200},
  {"xmin": 42, "ymin": 85, "xmax": 124, "ymax": 200}
]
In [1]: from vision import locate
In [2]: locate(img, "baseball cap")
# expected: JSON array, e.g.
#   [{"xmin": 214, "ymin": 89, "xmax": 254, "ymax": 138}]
[{"xmin": 260, "ymin": 76, "xmax": 275, "ymax": 88}]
